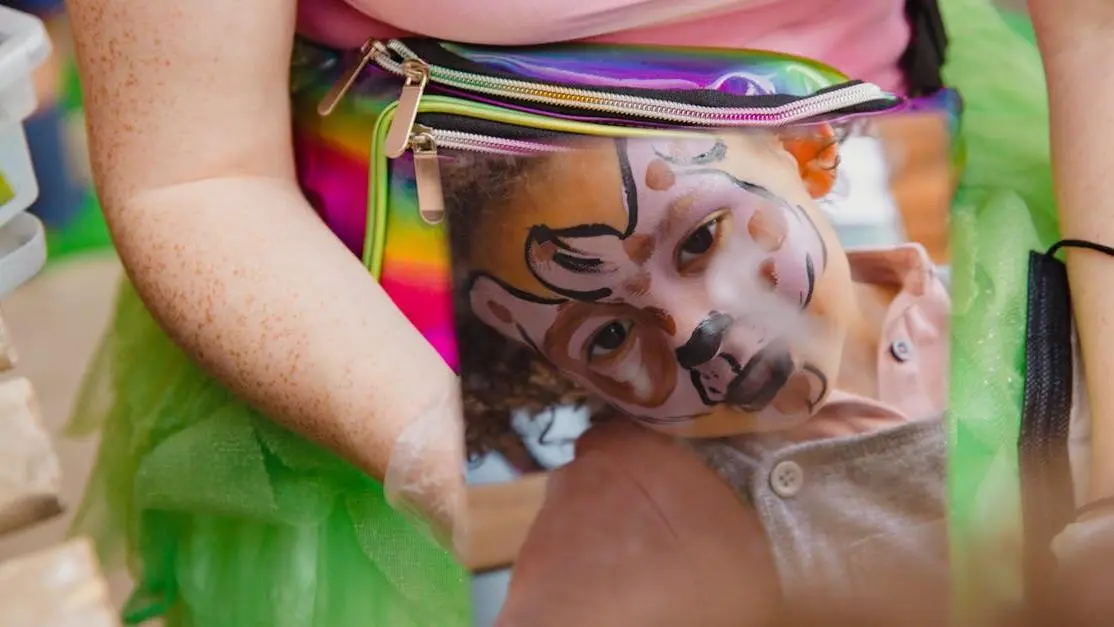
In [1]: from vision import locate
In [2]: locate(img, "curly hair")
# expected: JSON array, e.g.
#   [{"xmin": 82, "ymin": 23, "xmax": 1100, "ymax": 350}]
[{"xmin": 442, "ymin": 150, "xmax": 605, "ymax": 461}]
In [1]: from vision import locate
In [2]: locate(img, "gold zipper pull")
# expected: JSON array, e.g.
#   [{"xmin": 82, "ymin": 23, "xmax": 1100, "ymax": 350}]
[
  {"xmin": 317, "ymin": 38, "xmax": 384, "ymax": 116},
  {"xmin": 410, "ymin": 130, "xmax": 445, "ymax": 225},
  {"xmin": 383, "ymin": 60, "xmax": 431, "ymax": 158}
]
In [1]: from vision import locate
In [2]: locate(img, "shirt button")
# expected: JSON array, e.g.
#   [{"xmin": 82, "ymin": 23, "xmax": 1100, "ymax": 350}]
[
  {"xmin": 890, "ymin": 339, "xmax": 914, "ymax": 362},
  {"xmin": 770, "ymin": 460, "xmax": 804, "ymax": 498}
]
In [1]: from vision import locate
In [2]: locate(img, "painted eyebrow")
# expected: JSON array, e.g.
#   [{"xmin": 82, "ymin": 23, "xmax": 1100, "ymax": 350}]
[
  {"xmin": 652, "ymin": 138, "xmax": 728, "ymax": 166},
  {"xmin": 675, "ymin": 167, "xmax": 779, "ymax": 202}
]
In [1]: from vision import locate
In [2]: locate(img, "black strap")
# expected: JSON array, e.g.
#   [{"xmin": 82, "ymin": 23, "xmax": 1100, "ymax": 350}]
[
  {"xmin": 1047, "ymin": 239, "xmax": 1114, "ymax": 528},
  {"xmin": 1019, "ymin": 237, "xmax": 1114, "ymax": 605},
  {"xmin": 900, "ymin": 0, "xmax": 949, "ymax": 97},
  {"xmin": 1047, "ymin": 238, "xmax": 1114, "ymax": 260},
  {"xmin": 1020, "ymin": 247, "xmax": 1076, "ymax": 605}
]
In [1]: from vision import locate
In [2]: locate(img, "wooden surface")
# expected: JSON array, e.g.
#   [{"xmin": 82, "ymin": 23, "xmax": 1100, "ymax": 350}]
[
  {"xmin": 0, "ymin": 377, "xmax": 63, "ymax": 537},
  {"xmin": 0, "ymin": 538, "xmax": 118, "ymax": 627},
  {"xmin": 463, "ymin": 473, "xmax": 549, "ymax": 573}
]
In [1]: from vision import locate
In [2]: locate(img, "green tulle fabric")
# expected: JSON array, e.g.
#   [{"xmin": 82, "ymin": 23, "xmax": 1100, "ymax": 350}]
[
  {"xmin": 67, "ymin": 281, "xmax": 469, "ymax": 626},
  {"xmin": 65, "ymin": 1, "xmax": 1053, "ymax": 624},
  {"xmin": 941, "ymin": 0, "xmax": 1057, "ymax": 617}
]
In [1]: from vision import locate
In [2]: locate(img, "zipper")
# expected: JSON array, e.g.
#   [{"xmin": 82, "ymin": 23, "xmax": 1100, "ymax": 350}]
[
  {"xmin": 340, "ymin": 38, "xmax": 901, "ymax": 269},
  {"xmin": 427, "ymin": 127, "xmax": 568, "ymax": 155},
  {"xmin": 317, "ymin": 39, "xmax": 385, "ymax": 117},
  {"xmin": 319, "ymin": 38, "xmax": 897, "ymax": 130},
  {"xmin": 408, "ymin": 129, "xmax": 445, "ymax": 225},
  {"xmin": 384, "ymin": 39, "xmax": 891, "ymax": 124},
  {"xmin": 406, "ymin": 123, "xmax": 569, "ymax": 225}
]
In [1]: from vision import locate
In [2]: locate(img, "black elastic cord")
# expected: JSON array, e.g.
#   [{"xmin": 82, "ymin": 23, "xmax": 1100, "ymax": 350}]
[
  {"xmin": 1046, "ymin": 238, "xmax": 1114, "ymax": 524},
  {"xmin": 1047, "ymin": 238, "xmax": 1114, "ymax": 259}
]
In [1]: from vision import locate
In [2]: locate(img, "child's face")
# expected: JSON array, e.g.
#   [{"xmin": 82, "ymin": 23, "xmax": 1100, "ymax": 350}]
[{"xmin": 464, "ymin": 131, "xmax": 855, "ymax": 437}]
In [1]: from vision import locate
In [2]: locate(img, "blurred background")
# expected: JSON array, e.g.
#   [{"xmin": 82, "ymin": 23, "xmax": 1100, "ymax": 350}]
[{"xmin": 0, "ymin": 0, "xmax": 1037, "ymax": 614}]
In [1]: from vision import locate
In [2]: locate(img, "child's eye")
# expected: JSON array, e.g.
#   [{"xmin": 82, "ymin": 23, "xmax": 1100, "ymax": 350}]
[
  {"xmin": 587, "ymin": 320, "xmax": 633, "ymax": 361},
  {"xmin": 676, "ymin": 211, "xmax": 730, "ymax": 273},
  {"xmin": 682, "ymin": 221, "xmax": 718, "ymax": 255}
]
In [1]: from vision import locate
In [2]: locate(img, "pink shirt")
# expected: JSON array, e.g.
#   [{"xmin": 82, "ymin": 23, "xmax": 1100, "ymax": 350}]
[
  {"xmin": 494, "ymin": 244, "xmax": 949, "ymax": 626},
  {"xmin": 297, "ymin": 0, "xmax": 911, "ymax": 92}
]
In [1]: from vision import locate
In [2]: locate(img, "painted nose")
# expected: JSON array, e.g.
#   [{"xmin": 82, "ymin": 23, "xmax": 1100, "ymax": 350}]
[{"xmin": 675, "ymin": 312, "xmax": 733, "ymax": 370}]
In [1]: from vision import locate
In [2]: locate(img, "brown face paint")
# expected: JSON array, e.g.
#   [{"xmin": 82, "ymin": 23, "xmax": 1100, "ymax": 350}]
[
  {"xmin": 645, "ymin": 158, "xmax": 676, "ymax": 191},
  {"xmin": 488, "ymin": 300, "xmax": 514, "ymax": 324},
  {"xmin": 623, "ymin": 234, "xmax": 656, "ymax": 265},
  {"xmin": 747, "ymin": 206, "xmax": 788, "ymax": 252},
  {"xmin": 644, "ymin": 306, "xmax": 677, "ymax": 336},
  {"xmin": 542, "ymin": 300, "xmax": 678, "ymax": 408},
  {"xmin": 531, "ymin": 238, "xmax": 559, "ymax": 265},
  {"xmin": 758, "ymin": 258, "xmax": 779, "ymax": 289},
  {"xmin": 654, "ymin": 193, "xmax": 697, "ymax": 241},
  {"xmin": 623, "ymin": 272, "xmax": 652, "ymax": 297}
]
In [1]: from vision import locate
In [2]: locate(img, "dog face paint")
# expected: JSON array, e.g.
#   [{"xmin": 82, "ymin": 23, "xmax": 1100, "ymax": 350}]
[{"xmin": 465, "ymin": 132, "xmax": 852, "ymax": 437}]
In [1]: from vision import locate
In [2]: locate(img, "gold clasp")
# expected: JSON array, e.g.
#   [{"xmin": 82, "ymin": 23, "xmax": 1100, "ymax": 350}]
[
  {"xmin": 317, "ymin": 38, "xmax": 385, "ymax": 116},
  {"xmin": 382, "ymin": 60, "xmax": 431, "ymax": 158},
  {"xmin": 410, "ymin": 130, "xmax": 444, "ymax": 225}
]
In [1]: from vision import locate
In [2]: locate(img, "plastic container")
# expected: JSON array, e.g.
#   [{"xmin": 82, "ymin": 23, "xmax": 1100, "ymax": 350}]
[{"xmin": 0, "ymin": 6, "xmax": 51, "ymax": 296}]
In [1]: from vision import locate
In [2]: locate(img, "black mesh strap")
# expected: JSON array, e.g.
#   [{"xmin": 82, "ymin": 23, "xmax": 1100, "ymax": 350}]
[
  {"xmin": 1019, "ymin": 237, "xmax": 1114, "ymax": 608},
  {"xmin": 900, "ymin": 0, "xmax": 949, "ymax": 96},
  {"xmin": 1021, "ymin": 249, "xmax": 1076, "ymax": 605}
]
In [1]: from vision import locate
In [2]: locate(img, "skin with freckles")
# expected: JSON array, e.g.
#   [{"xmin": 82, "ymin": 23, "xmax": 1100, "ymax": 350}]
[
  {"xmin": 1029, "ymin": 0, "xmax": 1114, "ymax": 506},
  {"xmin": 63, "ymin": 0, "xmax": 462, "ymax": 531},
  {"xmin": 458, "ymin": 129, "xmax": 859, "ymax": 438}
]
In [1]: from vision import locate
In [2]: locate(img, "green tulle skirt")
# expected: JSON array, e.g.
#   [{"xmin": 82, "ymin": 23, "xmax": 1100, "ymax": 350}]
[
  {"xmin": 67, "ymin": 281, "xmax": 469, "ymax": 626},
  {"xmin": 942, "ymin": 0, "xmax": 1057, "ymax": 616},
  {"xmin": 66, "ymin": 1, "xmax": 1054, "ymax": 624}
]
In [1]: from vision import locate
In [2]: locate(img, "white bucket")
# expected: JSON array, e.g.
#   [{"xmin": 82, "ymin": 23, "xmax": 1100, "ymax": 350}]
[{"xmin": 0, "ymin": 6, "xmax": 51, "ymax": 296}]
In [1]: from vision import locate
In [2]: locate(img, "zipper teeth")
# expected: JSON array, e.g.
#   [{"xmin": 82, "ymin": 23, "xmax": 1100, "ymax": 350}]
[
  {"xmin": 428, "ymin": 129, "xmax": 570, "ymax": 155},
  {"xmin": 378, "ymin": 40, "xmax": 891, "ymax": 125}
]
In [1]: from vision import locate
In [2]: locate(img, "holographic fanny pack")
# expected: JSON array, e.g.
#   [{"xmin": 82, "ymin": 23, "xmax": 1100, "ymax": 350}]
[{"xmin": 292, "ymin": 38, "xmax": 958, "ymax": 371}]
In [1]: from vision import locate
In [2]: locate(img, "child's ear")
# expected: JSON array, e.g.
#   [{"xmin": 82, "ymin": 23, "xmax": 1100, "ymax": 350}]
[{"xmin": 778, "ymin": 124, "xmax": 840, "ymax": 198}]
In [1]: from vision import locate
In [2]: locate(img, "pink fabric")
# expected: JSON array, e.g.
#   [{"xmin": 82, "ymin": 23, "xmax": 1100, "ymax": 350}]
[
  {"xmin": 493, "ymin": 244, "xmax": 949, "ymax": 626},
  {"xmin": 785, "ymin": 243, "xmax": 950, "ymax": 441},
  {"xmin": 297, "ymin": 0, "xmax": 911, "ymax": 92}
]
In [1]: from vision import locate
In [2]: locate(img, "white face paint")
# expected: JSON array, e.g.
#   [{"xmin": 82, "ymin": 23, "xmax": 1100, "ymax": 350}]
[{"xmin": 464, "ymin": 132, "xmax": 849, "ymax": 435}]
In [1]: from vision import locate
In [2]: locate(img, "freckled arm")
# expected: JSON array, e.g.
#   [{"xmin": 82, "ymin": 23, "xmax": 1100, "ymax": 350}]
[
  {"xmin": 1028, "ymin": 1, "xmax": 1114, "ymax": 503},
  {"xmin": 64, "ymin": 0, "xmax": 459, "ymax": 520}
]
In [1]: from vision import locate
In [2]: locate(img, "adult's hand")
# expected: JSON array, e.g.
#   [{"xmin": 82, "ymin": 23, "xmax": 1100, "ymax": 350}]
[{"xmin": 493, "ymin": 421, "xmax": 781, "ymax": 627}]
